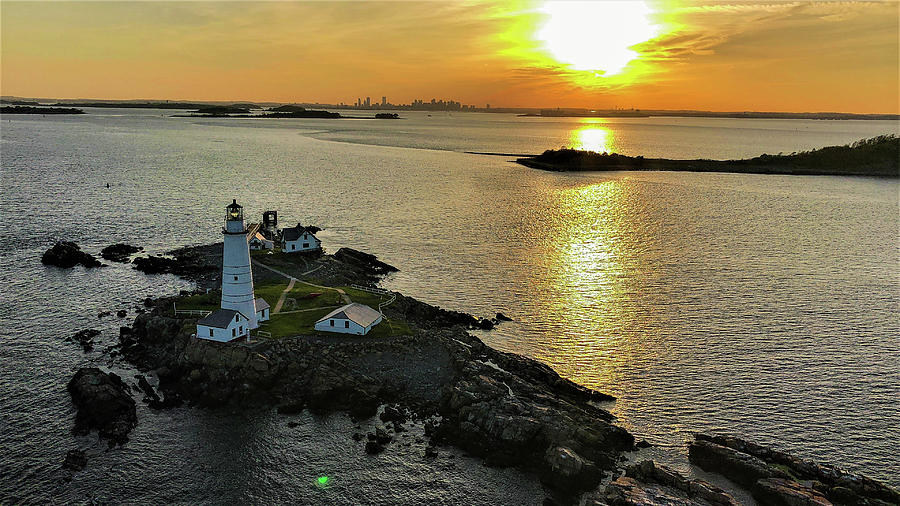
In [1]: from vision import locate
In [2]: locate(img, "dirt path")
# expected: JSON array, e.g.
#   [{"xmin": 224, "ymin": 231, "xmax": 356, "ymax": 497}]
[{"xmin": 253, "ymin": 260, "xmax": 351, "ymax": 309}]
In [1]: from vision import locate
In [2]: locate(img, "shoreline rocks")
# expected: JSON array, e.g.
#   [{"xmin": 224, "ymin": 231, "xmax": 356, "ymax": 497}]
[
  {"xmin": 595, "ymin": 460, "xmax": 740, "ymax": 505},
  {"xmin": 42, "ymin": 242, "xmax": 101, "ymax": 268},
  {"xmin": 100, "ymin": 243, "xmax": 143, "ymax": 262},
  {"xmin": 689, "ymin": 433, "xmax": 900, "ymax": 506},
  {"xmin": 67, "ymin": 368, "xmax": 136, "ymax": 445}
]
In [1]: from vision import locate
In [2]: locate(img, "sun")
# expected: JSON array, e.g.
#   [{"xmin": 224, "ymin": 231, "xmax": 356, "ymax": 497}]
[{"xmin": 535, "ymin": 0, "xmax": 661, "ymax": 76}]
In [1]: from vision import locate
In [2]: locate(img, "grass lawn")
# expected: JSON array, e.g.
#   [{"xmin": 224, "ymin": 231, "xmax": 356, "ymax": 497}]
[
  {"xmin": 339, "ymin": 286, "xmax": 389, "ymax": 307},
  {"xmin": 259, "ymin": 308, "xmax": 411, "ymax": 339}
]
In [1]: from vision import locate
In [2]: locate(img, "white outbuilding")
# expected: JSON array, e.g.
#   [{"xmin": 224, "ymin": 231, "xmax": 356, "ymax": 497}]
[
  {"xmin": 196, "ymin": 309, "xmax": 250, "ymax": 342},
  {"xmin": 255, "ymin": 298, "xmax": 270, "ymax": 322},
  {"xmin": 249, "ymin": 231, "xmax": 274, "ymax": 250},
  {"xmin": 314, "ymin": 303, "xmax": 383, "ymax": 335},
  {"xmin": 282, "ymin": 224, "xmax": 321, "ymax": 253}
]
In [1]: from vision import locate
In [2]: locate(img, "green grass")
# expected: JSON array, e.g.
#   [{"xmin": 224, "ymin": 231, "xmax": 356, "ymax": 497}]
[
  {"xmin": 339, "ymin": 286, "xmax": 389, "ymax": 307},
  {"xmin": 175, "ymin": 291, "xmax": 220, "ymax": 312}
]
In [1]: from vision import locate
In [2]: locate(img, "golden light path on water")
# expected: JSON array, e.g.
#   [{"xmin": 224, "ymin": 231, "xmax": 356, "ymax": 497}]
[{"xmin": 568, "ymin": 121, "xmax": 617, "ymax": 153}]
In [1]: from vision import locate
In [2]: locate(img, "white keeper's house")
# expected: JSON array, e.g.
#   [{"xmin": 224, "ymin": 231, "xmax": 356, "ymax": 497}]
[
  {"xmin": 196, "ymin": 199, "xmax": 270, "ymax": 342},
  {"xmin": 314, "ymin": 303, "xmax": 383, "ymax": 335},
  {"xmin": 282, "ymin": 223, "xmax": 321, "ymax": 253}
]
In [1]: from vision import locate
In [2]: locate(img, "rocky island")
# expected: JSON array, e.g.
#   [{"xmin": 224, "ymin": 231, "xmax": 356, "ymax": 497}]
[
  {"xmin": 518, "ymin": 135, "xmax": 900, "ymax": 177},
  {"xmin": 59, "ymin": 241, "xmax": 900, "ymax": 505}
]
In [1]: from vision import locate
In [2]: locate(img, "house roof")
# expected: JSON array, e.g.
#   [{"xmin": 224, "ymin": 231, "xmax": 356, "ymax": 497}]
[
  {"xmin": 255, "ymin": 298, "xmax": 270, "ymax": 311},
  {"xmin": 197, "ymin": 309, "xmax": 243, "ymax": 329},
  {"xmin": 250, "ymin": 231, "xmax": 269, "ymax": 242},
  {"xmin": 283, "ymin": 224, "xmax": 318, "ymax": 242},
  {"xmin": 316, "ymin": 303, "xmax": 382, "ymax": 327}
]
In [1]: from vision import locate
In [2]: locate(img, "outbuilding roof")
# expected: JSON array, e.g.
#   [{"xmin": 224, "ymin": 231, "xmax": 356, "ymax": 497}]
[
  {"xmin": 255, "ymin": 298, "xmax": 270, "ymax": 311},
  {"xmin": 283, "ymin": 224, "xmax": 318, "ymax": 242},
  {"xmin": 197, "ymin": 309, "xmax": 243, "ymax": 329},
  {"xmin": 316, "ymin": 303, "xmax": 382, "ymax": 328}
]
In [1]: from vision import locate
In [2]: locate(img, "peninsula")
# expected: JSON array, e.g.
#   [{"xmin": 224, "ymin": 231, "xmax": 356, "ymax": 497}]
[{"xmin": 517, "ymin": 135, "xmax": 900, "ymax": 177}]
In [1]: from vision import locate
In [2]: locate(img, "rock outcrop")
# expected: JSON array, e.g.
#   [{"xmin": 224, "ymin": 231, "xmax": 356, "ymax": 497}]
[
  {"xmin": 689, "ymin": 433, "xmax": 900, "ymax": 506},
  {"xmin": 41, "ymin": 242, "xmax": 101, "ymax": 268},
  {"xmin": 100, "ymin": 243, "xmax": 143, "ymax": 262},
  {"xmin": 593, "ymin": 460, "xmax": 740, "ymax": 505},
  {"xmin": 68, "ymin": 329, "xmax": 100, "ymax": 352},
  {"xmin": 334, "ymin": 247, "xmax": 398, "ymax": 275},
  {"xmin": 67, "ymin": 368, "xmax": 136, "ymax": 444},
  {"xmin": 119, "ymin": 308, "xmax": 628, "ymax": 499}
]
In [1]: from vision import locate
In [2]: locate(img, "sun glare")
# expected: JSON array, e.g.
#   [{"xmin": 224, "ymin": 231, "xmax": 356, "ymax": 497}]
[{"xmin": 536, "ymin": 0, "xmax": 661, "ymax": 76}]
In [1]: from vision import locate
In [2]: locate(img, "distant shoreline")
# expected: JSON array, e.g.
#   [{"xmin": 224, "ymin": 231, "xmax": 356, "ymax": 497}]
[
  {"xmin": 516, "ymin": 135, "xmax": 900, "ymax": 177},
  {"xmin": 1, "ymin": 106, "xmax": 84, "ymax": 115}
]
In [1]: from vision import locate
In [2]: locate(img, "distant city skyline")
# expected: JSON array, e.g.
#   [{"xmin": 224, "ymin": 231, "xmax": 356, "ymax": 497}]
[{"xmin": 2, "ymin": 1, "xmax": 897, "ymax": 113}]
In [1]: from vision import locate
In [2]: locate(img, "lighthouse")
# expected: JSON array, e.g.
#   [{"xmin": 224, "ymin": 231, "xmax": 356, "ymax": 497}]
[{"xmin": 221, "ymin": 199, "xmax": 258, "ymax": 329}]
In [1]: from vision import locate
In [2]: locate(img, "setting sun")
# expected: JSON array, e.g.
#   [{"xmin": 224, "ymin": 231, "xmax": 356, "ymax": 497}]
[{"xmin": 535, "ymin": 0, "xmax": 661, "ymax": 76}]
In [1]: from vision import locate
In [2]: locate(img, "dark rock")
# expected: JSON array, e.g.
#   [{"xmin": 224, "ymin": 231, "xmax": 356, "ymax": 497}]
[
  {"xmin": 352, "ymin": 432, "xmax": 363, "ymax": 441},
  {"xmin": 143, "ymin": 297, "xmax": 154, "ymax": 307},
  {"xmin": 635, "ymin": 440, "xmax": 652, "ymax": 449},
  {"xmin": 334, "ymin": 247, "xmax": 398, "ymax": 275},
  {"xmin": 365, "ymin": 440, "xmax": 385, "ymax": 454},
  {"xmin": 425, "ymin": 445, "xmax": 438, "ymax": 458},
  {"xmin": 287, "ymin": 421, "xmax": 300, "ymax": 428},
  {"xmin": 135, "ymin": 375, "xmax": 161, "ymax": 406},
  {"xmin": 541, "ymin": 446, "xmax": 602, "ymax": 491},
  {"xmin": 42, "ymin": 242, "xmax": 101, "ymax": 268},
  {"xmin": 689, "ymin": 439, "xmax": 772, "ymax": 489},
  {"xmin": 117, "ymin": 310, "xmax": 127, "ymax": 318},
  {"xmin": 380, "ymin": 404, "xmax": 406, "ymax": 424},
  {"xmin": 753, "ymin": 478, "xmax": 832, "ymax": 506},
  {"xmin": 277, "ymin": 403, "xmax": 304, "ymax": 414},
  {"xmin": 67, "ymin": 368, "xmax": 137, "ymax": 444},
  {"xmin": 372, "ymin": 427, "xmax": 392, "ymax": 445},
  {"xmin": 478, "ymin": 318, "xmax": 494, "ymax": 330},
  {"xmin": 495, "ymin": 312, "xmax": 513, "ymax": 322},
  {"xmin": 97, "ymin": 311, "xmax": 112, "ymax": 318},
  {"xmin": 100, "ymin": 243, "xmax": 143, "ymax": 262},
  {"xmin": 69, "ymin": 329, "xmax": 100, "ymax": 352},
  {"xmin": 62, "ymin": 449, "xmax": 87, "ymax": 471}
]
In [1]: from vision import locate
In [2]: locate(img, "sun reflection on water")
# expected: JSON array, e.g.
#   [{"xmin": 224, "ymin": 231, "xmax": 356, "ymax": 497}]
[{"xmin": 568, "ymin": 122, "xmax": 616, "ymax": 153}]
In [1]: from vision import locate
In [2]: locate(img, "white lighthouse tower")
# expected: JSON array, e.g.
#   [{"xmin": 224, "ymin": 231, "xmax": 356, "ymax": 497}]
[{"xmin": 221, "ymin": 199, "xmax": 258, "ymax": 329}]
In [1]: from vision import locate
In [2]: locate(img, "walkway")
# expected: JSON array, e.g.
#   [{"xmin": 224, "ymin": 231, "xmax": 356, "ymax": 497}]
[{"xmin": 253, "ymin": 260, "xmax": 351, "ymax": 315}]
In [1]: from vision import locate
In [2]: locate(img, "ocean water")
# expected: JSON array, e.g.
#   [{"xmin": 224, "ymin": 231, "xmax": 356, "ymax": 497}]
[{"xmin": 1, "ymin": 109, "xmax": 897, "ymax": 503}]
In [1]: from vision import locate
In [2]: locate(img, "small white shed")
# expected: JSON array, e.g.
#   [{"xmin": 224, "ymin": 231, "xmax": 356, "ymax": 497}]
[
  {"xmin": 282, "ymin": 224, "xmax": 321, "ymax": 253},
  {"xmin": 249, "ymin": 231, "xmax": 274, "ymax": 250},
  {"xmin": 314, "ymin": 303, "xmax": 383, "ymax": 335},
  {"xmin": 196, "ymin": 309, "xmax": 250, "ymax": 342},
  {"xmin": 255, "ymin": 298, "xmax": 270, "ymax": 322}
]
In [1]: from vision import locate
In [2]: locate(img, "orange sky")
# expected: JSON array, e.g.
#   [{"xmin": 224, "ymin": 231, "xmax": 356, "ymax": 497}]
[{"xmin": 2, "ymin": 1, "xmax": 897, "ymax": 113}]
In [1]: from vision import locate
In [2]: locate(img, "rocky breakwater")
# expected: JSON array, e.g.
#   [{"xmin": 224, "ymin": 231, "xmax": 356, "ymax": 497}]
[
  {"xmin": 120, "ymin": 299, "xmax": 631, "ymax": 500},
  {"xmin": 66, "ymin": 368, "xmax": 137, "ymax": 445},
  {"xmin": 689, "ymin": 433, "xmax": 900, "ymax": 506}
]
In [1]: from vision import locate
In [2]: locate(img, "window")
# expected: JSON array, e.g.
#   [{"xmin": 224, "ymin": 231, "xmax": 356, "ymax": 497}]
[
  {"xmin": 234, "ymin": 276, "xmax": 238, "ymax": 281},
  {"xmin": 344, "ymin": 321, "xmax": 350, "ymax": 329},
  {"xmin": 209, "ymin": 329, "xmax": 214, "ymax": 337},
  {"xmin": 303, "ymin": 243, "xmax": 309, "ymax": 248},
  {"xmin": 232, "ymin": 328, "xmax": 236, "ymax": 337},
  {"xmin": 330, "ymin": 320, "xmax": 334, "ymax": 327},
  {"xmin": 291, "ymin": 244, "xmax": 295, "ymax": 250},
  {"xmin": 304, "ymin": 234, "xmax": 308, "ymax": 240},
  {"xmin": 239, "ymin": 326, "xmax": 243, "ymax": 334}
]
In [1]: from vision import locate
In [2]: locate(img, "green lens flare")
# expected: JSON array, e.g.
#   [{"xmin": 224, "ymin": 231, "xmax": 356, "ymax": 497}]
[{"xmin": 316, "ymin": 476, "xmax": 330, "ymax": 488}]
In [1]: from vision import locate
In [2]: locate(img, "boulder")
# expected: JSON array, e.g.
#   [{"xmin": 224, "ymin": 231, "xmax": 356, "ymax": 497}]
[
  {"xmin": 67, "ymin": 368, "xmax": 136, "ymax": 444},
  {"xmin": 62, "ymin": 449, "xmax": 87, "ymax": 471},
  {"xmin": 41, "ymin": 242, "xmax": 101, "ymax": 268},
  {"xmin": 753, "ymin": 478, "xmax": 833, "ymax": 506},
  {"xmin": 688, "ymin": 439, "xmax": 772, "ymax": 489},
  {"xmin": 495, "ymin": 312, "xmax": 513, "ymax": 322},
  {"xmin": 117, "ymin": 310, "xmax": 127, "ymax": 318},
  {"xmin": 69, "ymin": 329, "xmax": 100, "ymax": 352}
]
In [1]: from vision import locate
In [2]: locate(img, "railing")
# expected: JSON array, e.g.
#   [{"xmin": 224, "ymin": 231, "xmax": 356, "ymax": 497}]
[
  {"xmin": 349, "ymin": 285, "xmax": 397, "ymax": 314},
  {"xmin": 173, "ymin": 303, "xmax": 212, "ymax": 318}
]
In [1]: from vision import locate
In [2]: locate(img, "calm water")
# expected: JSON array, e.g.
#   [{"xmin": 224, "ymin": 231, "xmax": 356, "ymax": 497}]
[{"xmin": 1, "ymin": 109, "xmax": 898, "ymax": 503}]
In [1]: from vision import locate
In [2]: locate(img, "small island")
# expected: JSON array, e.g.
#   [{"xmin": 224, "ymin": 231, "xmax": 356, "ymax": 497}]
[
  {"xmin": 52, "ymin": 201, "xmax": 900, "ymax": 505},
  {"xmin": 517, "ymin": 135, "xmax": 900, "ymax": 177},
  {"xmin": 1, "ymin": 106, "xmax": 84, "ymax": 115}
]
